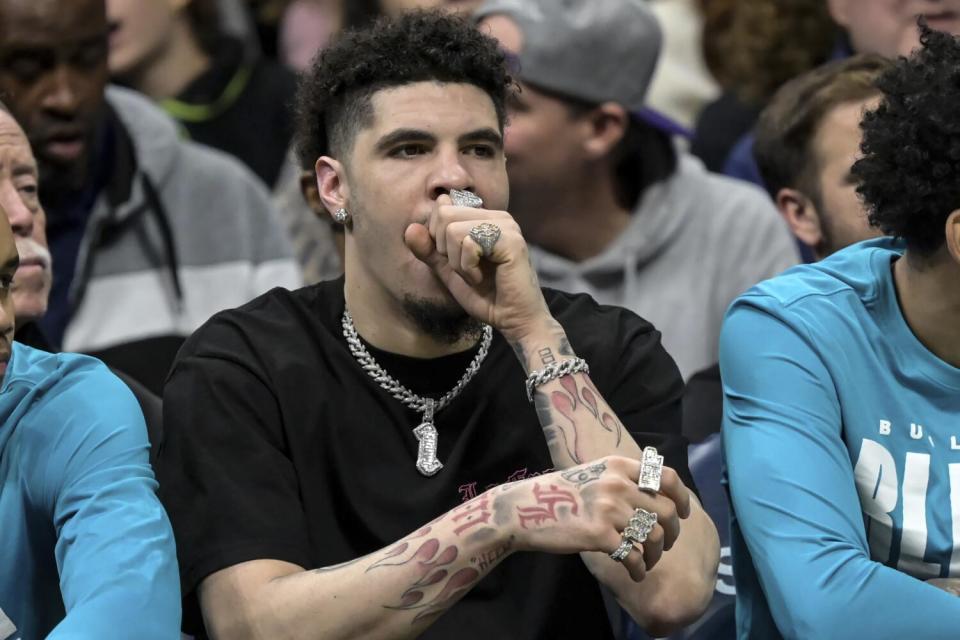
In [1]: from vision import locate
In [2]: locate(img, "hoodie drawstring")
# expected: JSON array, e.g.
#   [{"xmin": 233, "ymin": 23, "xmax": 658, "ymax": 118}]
[
  {"xmin": 69, "ymin": 174, "xmax": 184, "ymax": 319},
  {"xmin": 140, "ymin": 174, "xmax": 184, "ymax": 314}
]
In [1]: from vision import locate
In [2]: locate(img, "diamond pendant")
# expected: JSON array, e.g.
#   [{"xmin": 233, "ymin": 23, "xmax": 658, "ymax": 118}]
[
  {"xmin": 413, "ymin": 421, "xmax": 442, "ymax": 476},
  {"xmin": 413, "ymin": 399, "xmax": 442, "ymax": 476}
]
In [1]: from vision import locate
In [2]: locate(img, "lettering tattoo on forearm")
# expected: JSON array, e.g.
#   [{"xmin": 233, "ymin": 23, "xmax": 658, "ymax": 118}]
[
  {"xmin": 450, "ymin": 497, "xmax": 492, "ymax": 536},
  {"xmin": 470, "ymin": 537, "xmax": 514, "ymax": 572},
  {"xmin": 516, "ymin": 483, "xmax": 579, "ymax": 529},
  {"xmin": 364, "ymin": 495, "xmax": 516, "ymax": 625},
  {"xmin": 509, "ymin": 326, "xmax": 569, "ymax": 374},
  {"xmin": 538, "ymin": 347, "xmax": 556, "ymax": 365}
]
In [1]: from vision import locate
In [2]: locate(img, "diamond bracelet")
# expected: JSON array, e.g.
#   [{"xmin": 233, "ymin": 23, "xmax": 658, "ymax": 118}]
[{"xmin": 525, "ymin": 358, "xmax": 590, "ymax": 402}]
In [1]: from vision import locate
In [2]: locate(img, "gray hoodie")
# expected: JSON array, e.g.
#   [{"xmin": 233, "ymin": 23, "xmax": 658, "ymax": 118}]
[
  {"xmin": 63, "ymin": 87, "xmax": 301, "ymax": 353},
  {"xmin": 532, "ymin": 154, "xmax": 798, "ymax": 380}
]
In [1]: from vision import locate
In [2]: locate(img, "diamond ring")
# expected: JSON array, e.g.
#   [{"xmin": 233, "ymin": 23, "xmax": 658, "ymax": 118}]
[
  {"xmin": 625, "ymin": 508, "xmax": 658, "ymax": 543},
  {"xmin": 450, "ymin": 189, "xmax": 484, "ymax": 209},
  {"xmin": 638, "ymin": 446, "xmax": 664, "ymax": 493},
  {"xmin": 469, "ymin": 222, "xmax": 502, "ymax": 258},
  {"xmin": 609, "ymin": 538, "xmax": 634, "ymax": 562}
]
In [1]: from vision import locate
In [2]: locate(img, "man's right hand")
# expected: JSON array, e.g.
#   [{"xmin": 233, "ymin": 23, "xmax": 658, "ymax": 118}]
[
  {"xmin": 197, "ymin": 455, "xmax": 692, "ymax": 640},
  {"xmin": 497, "ymin": 456, "xmax": 691, "ymax": 583}
]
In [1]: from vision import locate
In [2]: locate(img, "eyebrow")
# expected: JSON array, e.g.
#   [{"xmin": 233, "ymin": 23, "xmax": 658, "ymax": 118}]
[
  {"xmin": 12, "ymin": 163, "xmax": 37, "ymax": 178},
  {"xmin": 374, "ymin": 127, "xmax": 504, "ymax": 154},
  {"xmin": 374, "ymin": 128, "xmax": 436, "ymax": 154},
  {"xmin": 459, "ymin": 128, "xmax": 503, "ymax": 149}
]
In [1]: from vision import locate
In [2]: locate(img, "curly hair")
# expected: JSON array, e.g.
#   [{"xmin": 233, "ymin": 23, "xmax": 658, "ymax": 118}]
[
  {"xmin": 294, "ymin": 10, "xmax": 514, "ymax": 169},
  {"xmin": 853, "ymin": 25, "xmax": 960, "ymax": 257},
  {"xmin": 700, "ymin": 0, "xmax": 837, "ymax": 105}
]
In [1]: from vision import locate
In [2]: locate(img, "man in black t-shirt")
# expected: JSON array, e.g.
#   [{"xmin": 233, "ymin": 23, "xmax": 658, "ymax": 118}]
[{"xmin": 158, "ymin": 11, "xmax": 719, "ymax": 639}]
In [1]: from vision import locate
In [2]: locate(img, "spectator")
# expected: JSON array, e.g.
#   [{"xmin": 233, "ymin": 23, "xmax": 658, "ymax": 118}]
[
  {"xmin": 670, "ymin": 55, "xmax": 895, "ymax": 640},
  {"xmin": 722, "ymin": 1, "xmax": 960, "ymax": 192},
  {"xmin": 157, "ymin": 11, "xmax": 718, "ymax": 639},
  {"xmin": 754, "ymin": 55, "xmax": 891, "ymax": 260},
  {"xmin": 0, "ymin": 101, "xmax": 179, "ymax": 639},
  {"xmin": 108, "ymin": 0, "xmax": 298, "ymax": 188},
  {"xmin": 278, "ymin": 0, "xmax": 344, "ymax": 72},
  {"xmin": 693, "ymin": 0, "xmax": 836, "ymax": 173},
  {"xmin": 831, "ymin": 0, "xmax": 960, "ymax": 58},
  {"xmin": 645, "ymin": 0, "xmax": 719, "ymax": 132},
  {"xmin": 0, "ymin": 0, "xmax": 301, "ymax": 392},
  {"xmin": 476, "ymin": 0, "xmax": 799, "ymax": 380},
  {"xmin": 722, "ymin": 26, "xmax": 960, "ymax": 638}
]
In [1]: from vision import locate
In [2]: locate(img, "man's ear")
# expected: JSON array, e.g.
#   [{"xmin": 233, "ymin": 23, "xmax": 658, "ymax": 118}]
[
  {"xmin": 582, "ymin": 102, "xmax": 629, "ymax": 160},
  {"xmin": 945, "ymin": 209, "xmax": 960, "ymax": 266},
  {"xmin": 299, "ymin": 171, "xmax": 327, "ymax": 218},
  {"xmin": 315, "ymin": 155, "xmax": 350, "ymax": 221},
  {"xmin": 776, "ymin": 188, "xmax": 823, "ymax": 253}
]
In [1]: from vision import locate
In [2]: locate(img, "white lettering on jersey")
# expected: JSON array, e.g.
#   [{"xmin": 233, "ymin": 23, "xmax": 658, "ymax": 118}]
[
  {"xmin": 951, "ymin": 436, "xmax": 960, "ymax": 451},
  {"xmin": 911, "ymin": 423, "xmax": 924, "ymax": 440},
  {"xmin": 716, "ymin": 546, "xmax": 736, "ymax": 596},
  {"xmin": 854, "ymin": 438, "xmax": 897, "ymax": 562},
  {"xmin": 950, "ymin": 464, "xmax": 960, "ymax": 576},
  {"xmin": 880, "ymin": 420, "xmax": 892, "ymax": 436},
  {"xmin": 898, "ymin": 452, "xmax": 941, "ymax": 577}
]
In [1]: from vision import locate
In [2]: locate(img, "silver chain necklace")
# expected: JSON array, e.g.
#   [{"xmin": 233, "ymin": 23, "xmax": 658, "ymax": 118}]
[{"xmin": 342, "ymin": 310, "xmax": 493, "ymax": 477}]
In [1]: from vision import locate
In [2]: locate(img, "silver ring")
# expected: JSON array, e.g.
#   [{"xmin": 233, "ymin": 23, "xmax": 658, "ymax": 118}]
[
  {"xmin": 638, "ymin": 446, "xmax": 664, "ymax": 492},
  {"xmin": 625, "ymin": 508, "xmax": 657, "ymax": 543},
  {"xmin": 609, "ymin": 538, "xmax": 634, "ymax": 562},
  {"xmin": 450, "ymin": 189, "xmax": 484, "ymax": 209},
  {"xmin": 469, "ymin": 222, "xmax": 502, "ymax": 258}
]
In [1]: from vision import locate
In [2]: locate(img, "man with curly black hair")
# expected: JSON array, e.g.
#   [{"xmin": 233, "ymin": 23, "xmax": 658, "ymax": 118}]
[
  {"xmin": 722, "ymin": 24, "xmax": 960, "ymax": 639},
  {"xmin": 157, "ymin": 10, "xmax": 719, "ymax": 640}
]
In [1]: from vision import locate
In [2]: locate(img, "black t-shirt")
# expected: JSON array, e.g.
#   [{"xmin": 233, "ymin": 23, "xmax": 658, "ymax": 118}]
[{"xmin": 158, "ymin": 279, "xmax": 691, "ymax": 638}]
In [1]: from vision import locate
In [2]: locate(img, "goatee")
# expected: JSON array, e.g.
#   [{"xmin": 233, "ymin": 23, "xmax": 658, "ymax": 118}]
[{"xmin": 401, "ymin": 295, "xmax": 483, "ymax": 345}]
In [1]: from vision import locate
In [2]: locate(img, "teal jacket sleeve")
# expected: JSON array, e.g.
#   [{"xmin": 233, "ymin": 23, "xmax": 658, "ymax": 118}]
[
  {"xmin": 720, "ymin": 302, "xmax": 960, "ymax": 639},
  {"xmin": 35, "ymin": 364, "xmax": 181, "ymax": 639}
]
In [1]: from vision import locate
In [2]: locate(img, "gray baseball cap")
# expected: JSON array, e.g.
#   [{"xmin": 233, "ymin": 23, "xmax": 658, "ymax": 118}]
[{"xmin": 474, "ymin": 0, "xmax": 690, "ymax": 137}]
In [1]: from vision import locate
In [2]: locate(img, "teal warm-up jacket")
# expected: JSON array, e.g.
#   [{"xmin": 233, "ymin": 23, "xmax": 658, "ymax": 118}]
[
  {"xmin": 0, "ymin": 343, "xmax": 180, "ymax": 639},
  {"xmin": 722, "ymin": 238, "xmax": 960, "ymax": 639}
]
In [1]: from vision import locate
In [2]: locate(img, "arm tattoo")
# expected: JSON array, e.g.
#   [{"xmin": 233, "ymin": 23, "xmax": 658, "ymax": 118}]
[
  {"xmin": 450, "ymin": 497, "xmax": 493, "ymax": 536},
  {"xmin": 561, "ymin": 462, "xmax": 607, "ymax": 488},
  {"xmin": 470, "ymin": 537, "xmax": 514, "ymax": 572},
  {"xmin": 537, "ymin": 347, "xmax": 556, "ymax": 365},
  {"xmin": 535, "ymin": 375, "xmax": 625, "ymax": 464},
  {"xmin": 313, "ymin": 557, "xmax": 364, "ymax": 573},
  {"xmin": 516, "ymin": 483, "xmax": 579, "ymax": 529},
  {"xmin": 366, "ymin": 499, "xmax": 509, "ymax": 625},
  {"xmin": 510, "ymin": 340, "xmax": 526, "ymax": 366},
  {"xmin": 371, "ymin": 536, "xmax": 480, "ymax": 623},
  {"xmin": 558, "ymin": 336, "xmax": 574, "ymax": 357}
]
